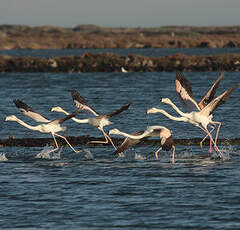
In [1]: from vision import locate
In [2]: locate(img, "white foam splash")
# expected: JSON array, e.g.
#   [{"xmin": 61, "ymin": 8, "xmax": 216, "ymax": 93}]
[
  {"xmin": 84, "ymin": 149, "xmax": 95, "ymax": 160},
  {"xmin": 35, "ymin": 145, "xmax": 62, "ymax": 159},
  {"xmin": 218, "ymin": 146, "xmax": 231, "ymax": 161},
  {"xmin": 178, "ymin": 149, "xmax": 194, "ymax": 158},
  {"xmin": 134, "ymin": 152, "xmax": 146, "ymax": 161},
  {"xmin": 0, "ymin": 153, "xmax": 8, "ymax": 161}
]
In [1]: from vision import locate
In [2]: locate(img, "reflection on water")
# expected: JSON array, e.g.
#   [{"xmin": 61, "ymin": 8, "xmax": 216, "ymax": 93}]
[{"xmin": 0, "ymin": 70, "xmax": 239, "ymax": 229}]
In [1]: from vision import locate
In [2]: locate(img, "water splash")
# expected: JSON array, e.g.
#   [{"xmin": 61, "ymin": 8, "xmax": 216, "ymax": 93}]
[
  {"xmin": 83, "ymin": 149, "xmax": 95, "ymax": 160},
  {"xmin": 0, "ymin": 153, "xmax": 8, "ymax": 161},
  {"xmin": 134, "ymin": 152, "xmax": 146, "ymax": 161},
  {"xmin": 35, "ymin": 145, "xmax": 62, "ymax": 159},
  {"xmin": 178, "ymin": 148, "xmax": 194, "ymax": 159},
  {"xmin": 217, "ymin": 146, "xmax": 232, "ymax": 161}
]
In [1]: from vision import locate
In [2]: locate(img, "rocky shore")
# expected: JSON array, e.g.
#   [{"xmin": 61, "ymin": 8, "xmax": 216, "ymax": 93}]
[{"xmin": 1, "ymin": 52, "xmax": 240, "ymax": 72}]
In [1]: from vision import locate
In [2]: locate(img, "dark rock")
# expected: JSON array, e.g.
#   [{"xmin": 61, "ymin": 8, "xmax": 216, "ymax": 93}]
[
  {"xmin": 1, "ymin": 52, "xmax": 240, "ymax": 72},
  {"xmin": 0, "ymin": 136, "xmax": 239, "ymax": 147}
]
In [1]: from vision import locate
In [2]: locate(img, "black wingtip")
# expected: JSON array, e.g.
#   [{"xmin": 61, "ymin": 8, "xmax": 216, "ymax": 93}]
[
  {"xmin": 13, "ymin": 99, "xmax": 24, "ymax": 108},
  {"xmin": 71, "ymin": 90, "xmax": 78, "ymax": 99},
  {"xmin": 176, "ymin": 71, "xmax": 185, "ymax": 79},
  {"xmin": 124, "ymin": 102, "xmax": 131, "ymax": 109},
  {"xmin": 71, "ymin": 90, "xmax": 88, "ymax": 105},
  {"xmin": 120, "ymin": 102, "xmax": 131, "ymax": 112}
]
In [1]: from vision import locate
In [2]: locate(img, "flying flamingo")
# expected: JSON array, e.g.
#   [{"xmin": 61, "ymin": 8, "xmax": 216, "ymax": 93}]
[
  {"xmin": 109, "ymin": 126, "xmax": 175, "ymax": 163},
  {"xmin": 6, "ymin": 100, "xmax": 82, "ymax": 155},
  {"xmin": 50, "ymin": 90, "xmax": 131, "ymax": 151},
  {"xmin": 147, "ymin": 83, "xmax": 239, "ymax": 158},
  {"xmin": 175, "ymin": 71, "xmax": 225, "ymax": 149}
]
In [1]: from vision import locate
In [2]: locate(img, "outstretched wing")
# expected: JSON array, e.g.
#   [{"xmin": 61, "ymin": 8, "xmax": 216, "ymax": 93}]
[
  {"xmin": 71, "ymin": 90, "xmax": 99, "ymax": 116},
  {"xmin": 198, "ymin": 72, "xmax": 225, "ymax": 109},
  {"xmin": 104, "ymin": 103, "xmax": 131, "ymax": 118},
  {"xmin": 175, "ymin": 71, "xmax": 200, "ymax": 112},
  {"xmin": 13, "ymin": 99, "xmax": 50, "ymax": 123},
  {"xmin": 52, "ymin": 108, "xmax": 81, "ymax": 124},
  {"xmin": 113, "ymin": 130, "xmax": 145, "ymax": 155},
  {"xmin": 200, "ymin": 84, "xmax": 239, "ymax": 116}
]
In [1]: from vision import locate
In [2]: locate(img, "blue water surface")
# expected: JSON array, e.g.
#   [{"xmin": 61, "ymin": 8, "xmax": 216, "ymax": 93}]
[{"xmin": 0, "ymin": 67, "xmax": 240, "ymax": 229}]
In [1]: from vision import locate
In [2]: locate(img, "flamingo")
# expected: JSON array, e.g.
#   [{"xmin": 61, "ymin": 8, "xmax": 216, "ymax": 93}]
[
  {"xmin": 51, "ymin": 91, "xmax": 130, "ymax": 151},
  {"xmin": 147, "ymin": 83, "xmax": 239, "ymax": 158},
  {"xmin": 6, "ymin": 100, "xmax": 82, "ymax": 154},
  {"xmin": 175, "ymin": 71, "xmax": 225, "ymax": 149},
  {"xmin": 109, "ymin": 126, "xmax": 175, "ymax": 163}
]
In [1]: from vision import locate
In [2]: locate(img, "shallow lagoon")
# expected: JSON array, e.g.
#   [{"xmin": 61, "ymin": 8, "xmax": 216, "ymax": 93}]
[{"xmin": 0, "ymin": 70, "xmax": 239, "ymax": 229}]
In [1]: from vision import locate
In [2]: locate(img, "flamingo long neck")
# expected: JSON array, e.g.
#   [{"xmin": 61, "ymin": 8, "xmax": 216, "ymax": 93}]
[
  {"xmin": 13, "ymin": 117, "xmax": 39, "ymax": 131},
  {"xmin": 116, "ymin": 130, "xmax": 146, "ymax": 140},
  {"xmin": 164, "ymin": 100, "xmax": 186, "ymax": 117},
  {"xmin": 72, "ymin": 117, "xmax": 89, "ymax": 124},
  {"xmin": 156, "ymin": 109, "xmax": 187, "ymax": 122},
  {"xmin": 56, "ymin": 108, "xmax": 89, "ymax": 124}
]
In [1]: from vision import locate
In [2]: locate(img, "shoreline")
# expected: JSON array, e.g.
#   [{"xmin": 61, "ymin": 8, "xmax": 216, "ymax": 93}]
[{"xmin": 1, "ymin": 52, "xmax": 240, "ymax": 72}]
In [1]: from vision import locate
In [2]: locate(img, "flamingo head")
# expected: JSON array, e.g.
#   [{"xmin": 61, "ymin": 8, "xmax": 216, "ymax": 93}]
[
  {"xmin": 5, "ymin": 115, "xmax": 18, "ymax": 121},
  {"xmin": 50, "ymin": 106, "xmax": 65, "ymax": 113},
  {"xmin": 147, "ymin": 108, "xmax": 159, "ymax": 114},
  {"xmin": 109, "ymin": 128, "xmax": 120, "ymax": 135},
  {"xmin": 161, "ymin": 98, "xmax": 171, "ymax": 104}
]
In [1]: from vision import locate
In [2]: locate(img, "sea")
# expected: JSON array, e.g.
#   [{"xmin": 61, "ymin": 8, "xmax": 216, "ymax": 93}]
[{"xmin": 0, "ymin": 48, "xmax": 239, "ymax": 229}]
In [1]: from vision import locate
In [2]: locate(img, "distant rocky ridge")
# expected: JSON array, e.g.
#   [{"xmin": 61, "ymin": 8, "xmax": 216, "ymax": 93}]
[
  {"xmin": 1, "ymin": 24, "xmax": 240, "ymax": 49},
  {"xmin": 1, "ymin": 24, "xmax": 240, "ymax": 72}
]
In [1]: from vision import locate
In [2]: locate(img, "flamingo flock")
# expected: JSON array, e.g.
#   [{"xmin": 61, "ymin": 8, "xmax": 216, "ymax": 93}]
[{"xmin": 5, "ymin": 72, "xmax": 238, "ymax": 163}]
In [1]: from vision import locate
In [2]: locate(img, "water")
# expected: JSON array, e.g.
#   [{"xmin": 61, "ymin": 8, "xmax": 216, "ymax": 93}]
[
  {"xmin": 0, "ymin": 68, "xmax": 240, "ymax": 228},
  {"xmin": 1, "ymin": 47, "xmax": 240, "ymax": 58}
]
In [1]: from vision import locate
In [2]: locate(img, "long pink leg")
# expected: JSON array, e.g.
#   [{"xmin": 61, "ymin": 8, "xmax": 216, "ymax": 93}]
[
  {"xmin": 197, "ymin": 125, "xmax": 223, "ymax": 157},
  {"xmin": 211, "ymin": 121, "xmax": 221, "ymax": 147},
  {"xmin": 171, "ymin": 145, "xmax": 176, "ymax": 164},
  {"xmin": 88, "ymin": 128, "xmax": 117, "ymax": 150},
  {"xmin": 40, "ymin": 133, "xmax": 60, "ymax": 155},
  {"xmin": 200, "ymin": 125, "xmax": 215, "ymax": 152},
  {"xmin": 154, "ymin": 147, "xmax": 162, "ymax": 160},
  {"xmin": 55, "ymin": 133, "xmax": 82, "ymax": 153}
]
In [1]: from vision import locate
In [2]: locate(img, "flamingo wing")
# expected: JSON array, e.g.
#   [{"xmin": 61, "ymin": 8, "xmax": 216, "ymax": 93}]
[
  {"xmin": 200, "ymin": 84, "xmax": 239, "ymax": 116},
  {"xmin": 53, "ymin": 108, "xmax": 81, "ymax": 124},
  {"xmin": 113, "ymin": 130, "xmax": 145, "ymax": 155},
  {"xmin": 198, "ymin": 72, "xmax": 225, "ymax": 109},
  {"xmin": 13, "ymin": 99, "xmax": 50, "ymax": 123},
  {"xmin": 104, "ymin": 102, "xmax": 131, "ymax": 118},
  {"xmin": 176, "ymin": 71, "xmax": 200, "ymax": 112},
  {"xmin": 71, "ymin": 90, "xmax": 99, "ymax": 116}
]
